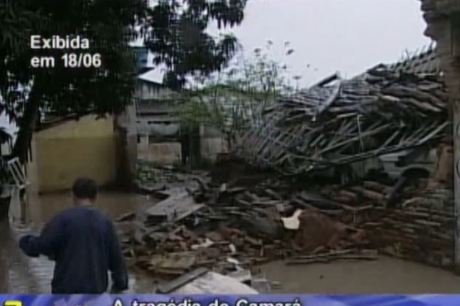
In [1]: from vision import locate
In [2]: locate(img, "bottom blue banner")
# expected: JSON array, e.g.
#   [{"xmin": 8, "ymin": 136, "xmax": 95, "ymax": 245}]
[{"xmin": 0, "ymin": 295, "xmax": 460, "ymax": 306}]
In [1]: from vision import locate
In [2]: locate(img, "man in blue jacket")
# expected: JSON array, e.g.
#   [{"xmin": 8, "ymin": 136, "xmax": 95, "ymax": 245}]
[{"xmin": 19, "ymin": 178, "xmax": 128, "ymax": 294}]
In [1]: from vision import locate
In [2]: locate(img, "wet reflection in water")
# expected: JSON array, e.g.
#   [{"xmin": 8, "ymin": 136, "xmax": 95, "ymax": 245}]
[{"xmin": 0, "ymin": 191, "xmax": 154, "ymax": 293}]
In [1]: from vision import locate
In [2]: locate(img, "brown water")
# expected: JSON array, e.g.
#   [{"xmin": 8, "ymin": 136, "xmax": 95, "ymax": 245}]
[
  {"xmin": 2, "ymin": 191, "xmax": 460, "ymax": 293},
  {"xmin": 261, "ymin": 258, "xmax": 460, "ymax": 294}
]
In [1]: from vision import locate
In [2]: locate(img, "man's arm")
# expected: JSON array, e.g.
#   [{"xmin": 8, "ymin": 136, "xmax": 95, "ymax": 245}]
[
  {"xmin": 19, "ymin": 215, "xmax": 64, "ymax": 259},
  {"xmin": 107, "ymin": 220, "xmax": 128, "ymax": 293}
]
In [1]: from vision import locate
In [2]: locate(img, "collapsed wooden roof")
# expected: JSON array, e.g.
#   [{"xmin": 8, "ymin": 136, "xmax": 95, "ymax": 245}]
[{"xmin": 236, "ymin": 49, "xmax": 450, "ymax": 175}]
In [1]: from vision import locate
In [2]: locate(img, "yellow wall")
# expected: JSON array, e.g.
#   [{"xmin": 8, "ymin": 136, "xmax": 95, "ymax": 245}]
[{"xmin": 31, "ymin": 115, "xmax": 117, "ymax": 193}]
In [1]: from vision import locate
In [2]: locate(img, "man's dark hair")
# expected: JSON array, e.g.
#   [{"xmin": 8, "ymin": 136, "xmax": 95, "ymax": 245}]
[{"xmin": 72, "ymin": 178, "xmax": 98, "ymax": 199}]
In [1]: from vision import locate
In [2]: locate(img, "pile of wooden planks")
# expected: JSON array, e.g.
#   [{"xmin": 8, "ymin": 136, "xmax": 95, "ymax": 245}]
[{"xmin": 237, "ymin": 65, "xmax": 449, "ymax": 175}]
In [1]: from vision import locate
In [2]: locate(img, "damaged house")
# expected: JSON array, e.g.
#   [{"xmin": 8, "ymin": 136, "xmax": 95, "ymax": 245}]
[
  {"xmin": 134, "ymin": 69, "xmax": 183, "ymax": 165},
  {"xmin": 122, "ymin": 48, "xmax": 458, "ymax": 287},
  {"xmin": 132, "ymin": 68, "xmax": 229, "ymax": 168},
  {"xmin": 232, "ymin": 48, "xmax": 456, "ymax": 268},
  {"xmin": 237, "ymin": 47, "xmax": 447, "ymax": 180}
]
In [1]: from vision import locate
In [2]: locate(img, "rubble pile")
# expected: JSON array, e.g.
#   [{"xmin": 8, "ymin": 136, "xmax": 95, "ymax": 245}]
[
  {"xmin": 226, "ymin": 51, "xmax": 456, "ymax": 270},
  {"xmin": 237, "ymin": 66, "xmax": 449, "ymax": 175},
  {"xmin": 116, "ymin": 48, "xmax": 456, "ymax": 291},
  {"xmin": 122, "ymin": 154, "xmax": 456, "ymax": 282},
  {"xmin": 126, "ymin": 175, "xmax": 282, "ymax": 276},
  {"xmin": 366, "ymin": 188, "xmax": 454, "ymax": 267},
  {"xmin": 129, "ymin": 55, "xmax": 455, "ymax": 276},
  {"xmin": 320, "ymin": 173, "xmax": 455, "ymax": 267},
  {"xmin": 123, "ymin": 165, "xmax": 379, "ymax": 278},
  {"xmin": 136, "ymin": 161, "xmax": 207, "ymax": 192}
]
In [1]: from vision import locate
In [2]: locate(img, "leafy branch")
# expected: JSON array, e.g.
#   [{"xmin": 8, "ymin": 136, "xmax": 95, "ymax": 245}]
[{"xmin": 176, "ymin": 41, "xmax": 300, "ymax": 147}]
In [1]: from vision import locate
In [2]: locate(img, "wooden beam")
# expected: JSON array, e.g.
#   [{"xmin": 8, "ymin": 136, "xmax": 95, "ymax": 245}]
[
  {"xmin": 454, "ymin": 99, "xmax": 460, "ymax": 273},
  {"xmin": 453, "ymin": 17, "xmax": 460, "ymax": 58},
  {"xmin": 157, "ymin": 268, "xmax": 208, "ymax": 293}
]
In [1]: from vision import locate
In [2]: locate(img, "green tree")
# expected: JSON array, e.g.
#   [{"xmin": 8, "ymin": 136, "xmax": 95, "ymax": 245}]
[
  {"xmin": 143, "ymin": 0, "xmax": 248, "ymax": 89},
  {"xmin": 177, "ymin": 42, "xmax": 299, "ymax": 150},
  {"xmin": 0, "ymin": 0, "xmax": 146, "ymax": 162},
  {"xmin": 0, "ymin": 0, "xmax": 249, "ymax": 163}
]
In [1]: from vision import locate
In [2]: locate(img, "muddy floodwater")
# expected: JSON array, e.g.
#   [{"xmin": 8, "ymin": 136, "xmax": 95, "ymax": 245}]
[
  {"xmin": 1, "ymin": 191, "xmax": 460, "ymax": 293},
  {"xmin": 262, "ymin": 258, "xmax": 460, "ymax": 294}
]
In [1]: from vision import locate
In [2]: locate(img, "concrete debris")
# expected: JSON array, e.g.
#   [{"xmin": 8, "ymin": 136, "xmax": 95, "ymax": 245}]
[
  {"xmin": 123, "ymin": 148, "xmax": 454, "ymax": 286},
  {"xmin": 147, "ymin": 252, "xmax": 197, "ymax": 276},
  {"xmin": 136, "ymin": 160, "xmax": 210, "ymax": 195},
  {"xmin": 126, "ymin": 165, "xmax": 373, "ymax": 277},
  {"xmin": 227, "ymin": 269, "xmax": 252, "ymax": 283},
  {"xmin": 144, "ymin": 191, "xmax": 204, "ymax": 223},
  {"xmin": 191, "ymin": 238, "xmax": 214, "ymax": 250},
  {"xmin": 157, "ymin": 268, "xmax": 208, "ymax": 293},
  {"xmin": 172, "ymin": 272, "xmax": 259, "ymax": 294},
  {"xmin": 250, "ymin": 277, "xmax": 272, "ymax": 293}
]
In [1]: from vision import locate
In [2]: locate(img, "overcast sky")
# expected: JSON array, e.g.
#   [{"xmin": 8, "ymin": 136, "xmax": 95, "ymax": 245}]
[{"xmin": 211, "ymin": 0, "xmax": 432, "ymax": 86}]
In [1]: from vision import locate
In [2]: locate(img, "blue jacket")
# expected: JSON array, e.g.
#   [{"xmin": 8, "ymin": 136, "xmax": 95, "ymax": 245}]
[{"xmin": 19, "ymin": 206, "xmax": 128, "ymax": 294}]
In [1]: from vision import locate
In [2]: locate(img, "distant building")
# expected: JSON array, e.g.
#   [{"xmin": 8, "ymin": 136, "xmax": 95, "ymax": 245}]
[
  {"xmin": 130, "ymin": 67, "xmax": 228, "ymax": 166},
  {"xmin": 133, "ymin": 68, "xmax": 183, "ymax": 164}
]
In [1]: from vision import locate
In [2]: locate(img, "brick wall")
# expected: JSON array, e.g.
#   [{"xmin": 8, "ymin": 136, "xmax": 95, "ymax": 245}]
[{"xmin": 365, "ymin": 188, "xmax": 455, "ymax": 268}]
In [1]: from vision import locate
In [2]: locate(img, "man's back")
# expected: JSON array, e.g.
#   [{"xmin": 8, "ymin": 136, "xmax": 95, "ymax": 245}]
[{"xmin": 20, "ymin": 206, "xmax": 128, "ymax": 294}]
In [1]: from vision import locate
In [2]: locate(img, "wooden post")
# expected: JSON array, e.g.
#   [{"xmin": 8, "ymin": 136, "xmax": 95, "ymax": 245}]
[
  {"xmin": 19, "ymin": 188, "xmax": 27, "ymax": 224},
  {"xmin": 420, "ymin": 0, "xmax": 460, "ymax": 272},
  {"xmin": 451, "ymin": 20, "xmax": 460, "ymax": 273},
  {"xmin": 454, "ymin": 101, "xmax": 460, "ymax": 272}
]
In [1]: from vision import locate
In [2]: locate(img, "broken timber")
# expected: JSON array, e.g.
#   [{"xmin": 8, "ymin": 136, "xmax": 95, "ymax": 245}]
[
  {"xmin": 157, "ymin": 268, "xmax": 208, "ymax": 293},
  {"xmin": 237, "ymin": 63, "xmax": 449, "ymax": 176}
]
